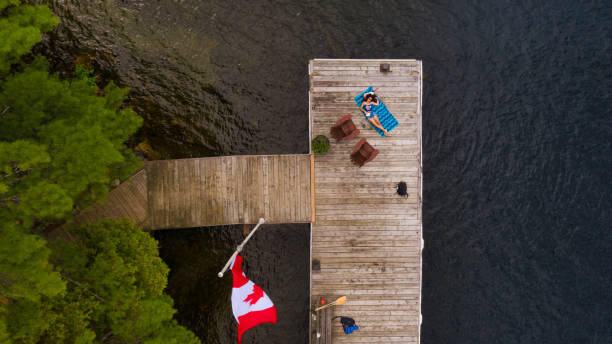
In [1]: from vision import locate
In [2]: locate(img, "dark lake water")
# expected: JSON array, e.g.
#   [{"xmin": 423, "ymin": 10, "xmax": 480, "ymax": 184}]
[{"xmin": 35, "ymin": 0, "xmax": 611, "ymax": 343}]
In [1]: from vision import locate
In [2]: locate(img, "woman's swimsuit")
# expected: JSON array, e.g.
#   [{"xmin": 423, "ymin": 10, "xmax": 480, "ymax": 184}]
[{"xmin": 363, "ymin": 104, "xmax": 375, "ymax": 120}]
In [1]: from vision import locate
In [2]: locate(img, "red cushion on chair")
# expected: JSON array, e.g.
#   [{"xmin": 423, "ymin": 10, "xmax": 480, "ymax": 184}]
[
  {"xmin": 351, "ymin": 138, "xmax": 367, "ymax": 155},
  {"xmin": 333, "ymin": 114, "xmax": 353, "ymax": 127},
  {"xmin": 350, "ymin": 138, "xmax": 378, "ymax": 167},
  {"xmin": 341, "ymin": 121, "xmax": 355, "ymax": 135},
  {"xmin": 330, "ymin": 114, "xmax": 359, "ymax": 141}
]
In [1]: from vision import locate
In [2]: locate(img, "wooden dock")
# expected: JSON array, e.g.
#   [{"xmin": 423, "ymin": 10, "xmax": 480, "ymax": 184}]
[
  {"xmin": 309, "ymin": 59, "xmax": 423, "ymax": 343},
  {"xmin": 64, "ymin": 58, "xmax": 423, "ymax": 343},
  {"xmin": 67, "ymin": 155, "xmax": 313, "ymax": 230},
  {"xmin": 69, "ymin": 168, "xmax": 149, "ymax": 229},
  {"xmin": 147, "ymin": 155, "xmax": 313, "ymax": 229}
]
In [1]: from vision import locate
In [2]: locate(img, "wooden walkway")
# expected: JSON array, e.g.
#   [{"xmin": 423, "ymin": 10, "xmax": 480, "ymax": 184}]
[
  {"xmin": 67, "ymin": 155, "xmax": 313, "ymax": 230},
  {"xmin": 70, "ymin": 168, "xmax": 149, "ymax": 229},
  {"xmin": 147, "ymin": 155, "xmax": 313, "ymax": 229},
  {"xmin": 309, "ymin": 59, "xmax": 423, "ymax": 343}
]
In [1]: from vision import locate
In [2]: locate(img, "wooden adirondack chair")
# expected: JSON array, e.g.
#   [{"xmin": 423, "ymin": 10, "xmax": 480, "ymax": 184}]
[
  {"xmin": 350, "ymin": 138, "xmax": 379, "ymax": 167},
  {"xmin": 330, "ymin": 114, "xmax": 360, "ymax": 141}
]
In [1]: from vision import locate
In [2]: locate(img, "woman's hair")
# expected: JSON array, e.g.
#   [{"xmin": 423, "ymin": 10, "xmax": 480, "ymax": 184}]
[{"xmin": 365, "ymin": 94, "xmax": 375, "ymax": 102}]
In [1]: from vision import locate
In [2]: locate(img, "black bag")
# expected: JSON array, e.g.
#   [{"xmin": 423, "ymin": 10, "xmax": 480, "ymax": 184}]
[{"xmin": 337, "ymin": 316, "xmax": 359, "ymax": 335}]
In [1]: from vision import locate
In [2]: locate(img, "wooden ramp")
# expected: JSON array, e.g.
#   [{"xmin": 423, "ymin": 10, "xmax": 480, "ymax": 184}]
[
  {"xmin": 69, "ymin": 168, "xmax": 149, "ymax": 229},
  {"xmin": 309, "ymin": 59, "xmax": 423, "ymax": 344},
  {"xmin": 147, "ymin": 155, "xmax": 313, "ymax": 229},
  {"xmin": 67, "ymin": 155, "xmax": 313, "ymax": 230}
]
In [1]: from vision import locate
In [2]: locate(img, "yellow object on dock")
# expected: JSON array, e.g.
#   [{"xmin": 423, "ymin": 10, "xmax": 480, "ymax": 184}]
[{"xmin": 314, "ymin": 295, "xmax": 347, "ymax": 312}]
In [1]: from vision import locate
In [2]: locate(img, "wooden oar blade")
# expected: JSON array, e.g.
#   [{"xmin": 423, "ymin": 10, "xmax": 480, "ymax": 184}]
[
  {"xmin": 313, "ymin": 295, "xmax": 347, "ymax": 311},
  {"xmin": 335, "ymin": 296, "xmax": 347, "ymax": 305}
]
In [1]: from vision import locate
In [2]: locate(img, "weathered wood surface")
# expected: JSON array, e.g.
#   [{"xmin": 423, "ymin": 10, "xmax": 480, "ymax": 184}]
[
  {"xmin": 146, "ymin": 155, "xmax": 312, "ymax": 229},
  {"xmin": 67, "ymin": 168, "xmax": 149, "ymax": 229},
  {"xmin": 67, "ymin": 155, "xmax": 312, "ymax": 230},
  {"xmin": 309, "ymin": 59, "xmax": 423, "ymax": 344},
  {"xmin": 315, "ymin": 304, "xmax": 333, "ymax": 344}
]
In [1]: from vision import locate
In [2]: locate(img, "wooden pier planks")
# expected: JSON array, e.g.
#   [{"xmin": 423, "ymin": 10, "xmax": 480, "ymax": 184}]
[
  {"xmin": 146, "ymin": 155, "xmax": 313, "ymax": 229},
  {"xmin": 67, "ymin": 155, "xmax": 313, "ymax": 231},
  {"xmin": 68, "ymin": 168, "xmax": 149, "ymax": 229},
  {"xmin": 309, "ymin": 59, "xmax": 423, "ymax": 344}
]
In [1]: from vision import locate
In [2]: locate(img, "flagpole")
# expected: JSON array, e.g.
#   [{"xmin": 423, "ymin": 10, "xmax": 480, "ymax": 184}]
[{"xmin": 218, "ymin": 218, "xmax": 265, "ymax": 278}]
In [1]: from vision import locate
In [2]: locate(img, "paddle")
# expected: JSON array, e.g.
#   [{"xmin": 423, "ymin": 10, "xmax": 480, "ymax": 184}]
[{"xmin": 314, "ymin": 296, "xmax": 346, "ymax": 312}]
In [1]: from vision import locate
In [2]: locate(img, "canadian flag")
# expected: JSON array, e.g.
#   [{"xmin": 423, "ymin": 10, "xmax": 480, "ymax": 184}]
[{"xmin": 231, "ymin": 255, "xmax": 277, "ymax": 343}]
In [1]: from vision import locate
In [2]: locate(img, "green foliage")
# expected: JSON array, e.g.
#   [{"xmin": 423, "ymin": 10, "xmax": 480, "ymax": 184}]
[
  {"xmin": 2, "ymin": 221, "xmax": 199, "ymax": 343},
  {"xmin": 0, "ymin": 223, "xmax": 65, "ymax": 342},
  {"xmin": 0, "ymin": 312, "xmax": 8, "ymax": 344},
  {"xmin": 0, "ymin": 0, "xmax": 59, "ymax": 73},
  {"xmin": 312, "ymin": 134, "xmax": 330, "ymax": 154},
  {"xmin": 0, "ymin": 140, "xmax": 49, "ymax": 197},
  {"xmin": 38, "ymin": 220, "xmax": 200, "ymax": 344},
  {"xmin": 74, "ymin": 64, "xmax": 96, "ymax": 86},
  {"xmin": 0, "ymin": 140, "xmax": 49, "ymax": 175},
  {"xmin": 0, "ymin": 58, "xmax": 143, "ymax": 225},
  {"xmin": 0, "ymin": 223, "xmax": 65, "ymax": 303},
  {"xmin": 0, "ymin": 4, "xmax": 197, "ymax": 344},
  {"xmin": 0, "ymin": 1, "xmax": 21, "ymax": 12},
  {"xmin": 42, "ymin": 296, "xmax": 96, "ymax": 344},
  {"xmin": 4, "ymin": 298, "xmax": 52, "ymax": 343}
]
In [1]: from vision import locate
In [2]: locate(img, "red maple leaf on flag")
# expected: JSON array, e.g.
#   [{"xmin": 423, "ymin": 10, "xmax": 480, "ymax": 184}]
[
  {"xmin": 231, "ymin": 255, "xmax": 277, "ymax": 343},
  {"xmin": 243, "ymin": 284, "xmax": 264, "ymax": 305}
]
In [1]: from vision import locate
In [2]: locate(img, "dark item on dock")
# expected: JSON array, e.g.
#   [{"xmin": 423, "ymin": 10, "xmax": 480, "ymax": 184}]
[
  {"xmin": 380, "ymin": 63, "xmax": 391, "ymax": 72},
  {"xmin": 312, "ymin": 135, "xmax": 330, "ymax": 154},
  {"xmin": 350, "ymin": 138, "xmax": 379, "ymax": 167},
  {"xmin": 333, "ymin": 316, "xmax": 359, "ymax": 335},
  {"xmin": 312, "ymin": 259, "xmax": 320, "ymax": 270},
  {"xmin": 397, "ymin": 181, "xmax": 409, "ymax": 197},
  {"xmin": 330, "ymin": 114, "xmax": 360, "ymax": 141}
]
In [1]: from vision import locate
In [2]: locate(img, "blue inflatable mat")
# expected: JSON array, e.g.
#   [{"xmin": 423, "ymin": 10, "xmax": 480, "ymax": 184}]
[{"xmin": 354, "ymin": 86, "xmax": 399, "ymax": 137}]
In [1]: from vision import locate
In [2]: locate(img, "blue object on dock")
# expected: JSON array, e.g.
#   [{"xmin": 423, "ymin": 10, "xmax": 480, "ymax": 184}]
[
  {"xmin": 337, "ymin": 316, "xmax": 359, "ymax": 335},
  {"xmin": 344, "ymin": 325, "xmax": 359, "ymax": 334},
  {"xmin": 354, "ymin": 86, "xmax": 399, "ymax": 137}
]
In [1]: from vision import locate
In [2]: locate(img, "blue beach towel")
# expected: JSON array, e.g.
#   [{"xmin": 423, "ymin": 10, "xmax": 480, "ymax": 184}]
[{"xmin": 354, "ymin": 86, "xmax": 399, "ymax": 137}]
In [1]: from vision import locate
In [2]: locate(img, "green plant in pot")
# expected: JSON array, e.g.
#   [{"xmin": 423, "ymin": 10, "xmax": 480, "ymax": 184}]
[{"xmin": 312, "ymin": 135, "xmax": 330, "ymax": 154}]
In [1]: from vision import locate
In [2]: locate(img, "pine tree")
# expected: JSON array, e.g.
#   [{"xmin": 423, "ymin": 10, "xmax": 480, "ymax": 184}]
[
  {"xmin": 0, "ymin": 223, "xmax": 65, "ymax": 302},
  {"xmin": 0, "ymin": 223, "xmax": 66, "ymax": 343},
  {"xmin": 1, "ymin": 3, "xmax": 199, "ymax": 343},
  {"xmin": 0, "ymin": 0, "xmax": 58, "ymax": 73},
  {"xmin": 0, "ymin": 3, "xmax": 67, "ymax": 343},
  {"xmin": 0, "ymin": 58, "xmax": 143, "ymax": 225},
  {"xmin": 41, "ymin": 220, "xmax": 200, "ymax": 344}
]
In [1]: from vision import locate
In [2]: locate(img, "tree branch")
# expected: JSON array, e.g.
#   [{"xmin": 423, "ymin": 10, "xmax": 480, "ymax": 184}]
[
  {"xmin": 0, "ymin": 196, "xmax": 19, "ymax": 203},
  {"xmin": 100, "ymin": 331, "xmax": 114, "ymax": 343},
  {"xmin": 0, "ymin": 106, "xmax": 8, "ymax": 118},
  {"xmin": 62, "ymin": 275, "xmax": 106, "ymax": 303}
]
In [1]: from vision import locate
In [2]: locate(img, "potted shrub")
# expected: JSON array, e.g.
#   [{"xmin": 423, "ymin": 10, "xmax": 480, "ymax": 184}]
[{"xmin": 312, "ymin": 135, "xmax": 330, "ymax": 154}]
